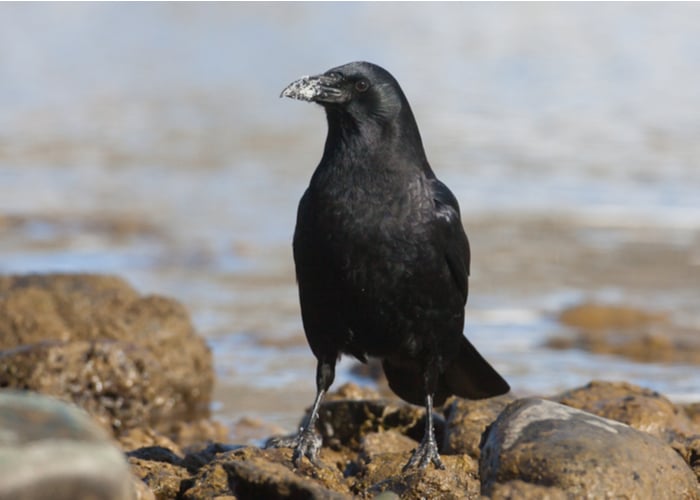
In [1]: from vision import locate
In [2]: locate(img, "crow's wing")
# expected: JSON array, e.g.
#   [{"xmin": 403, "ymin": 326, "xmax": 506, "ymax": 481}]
[{"xmin": 430, "ymin": 178, "xmax": 470, "ymax": 305}]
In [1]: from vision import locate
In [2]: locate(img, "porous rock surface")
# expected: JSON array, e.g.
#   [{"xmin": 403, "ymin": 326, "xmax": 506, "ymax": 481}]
[{"xmin": 0, "ymin": 273, "xmax": 213, "ymax": 435}]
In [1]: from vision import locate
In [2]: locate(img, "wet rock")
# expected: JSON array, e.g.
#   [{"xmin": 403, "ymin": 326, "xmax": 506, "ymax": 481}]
[
  {"xmin": 442, "ymin": 393, "xmax": 516, "ymax": 459},
  {"xmin": 362, "ymin": 454, "xmax": 480, "ymax": 499},
  {"xmin": 546, "ymin": 327, "xmax": 700, "ymax": 364},
  {"xmin": 179, "ymin": 460, "xmax": 231, "ymax": 499},
  {"xmin": 556, "ymin": 380, "xmax": 698, "ymax": 441},
  {"xmin": 167, "ymin": 418, "xmax": 231, "ymax": 449},
  {"xmin": 683, "ymin": 402, "xmax": 700, "ymax": 427},
  {"xmin": 183, "ymin": 447, "xmax": 351, "ymax": 499},
  {"xmin": 487, "ymin": 480, "xmax": 568, "ymax": 500},
  {"xmin": 559, "ymin": 302, "xmax": 668, "ymax": 330},
  {"xmin": 128, "ymin": 456, "xmax": 189, "ymax": 500},
  {"xmin": 0, "ymin": 273, "xmax": 213, "ymax": 434},
  {"xmin": 289, "ymin": 390, "xmax": 426, "ymax": 452},
  {"xmin": 358, "ymin": 430, "xmax": 416, "ymax": 461},
  {"xmin": 182, "ymin": 443, "xmax": 244, "ymax": 474},
  {"xmin": 686, "ymin": 437, "xmax": 700, "ymax": 481},
  {"xmin": 325, "ymin": 381, "xmax": 383, "ymax": 402},
  {"xmin": 132, "ymin": 478, "xmax": 157, "ymax": 500},
  {"xmin": 127, "ymin": 385, "xmax": 700, "ymax": 498},
  {"xmin": 231, "ymin": 416, "xmax": 287, "ymax": 444},
  {"xmin": 0, "ymin": 390, "xmax": 134, "ymax": 500},
  {"xmin": 480, "ymin": 398, "xmax": 700, "ymax": 499},
  {"xmin": 672, "ymin": 435, "xmax": 700, "ymax": 483},
  {"xmin": 0, "ymin": 340, "xmax": 174, "ymax": 434},
  {"xmin": 118, "ymin": 427, "xmax": 185, "ymax": 457},
  {"xmin": 550, "ymin": 302, "xmax": 700, "ymax": 364}
]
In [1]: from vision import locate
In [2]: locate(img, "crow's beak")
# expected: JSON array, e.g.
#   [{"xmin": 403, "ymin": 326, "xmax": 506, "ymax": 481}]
[{"xmin": 280, "ymin": 73, "xmax": 349, "ymax": 104}]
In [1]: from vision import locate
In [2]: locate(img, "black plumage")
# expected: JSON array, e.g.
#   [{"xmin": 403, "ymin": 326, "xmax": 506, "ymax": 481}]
[{"xmin": 274, "ymin": 61, "xmax": 509, "ymax": 470}]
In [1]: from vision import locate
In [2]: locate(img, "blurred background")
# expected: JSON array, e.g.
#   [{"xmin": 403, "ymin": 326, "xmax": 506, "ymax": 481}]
[{"xmin": 1, "ymin": 3, "xmax": 699, "ymax": 435}]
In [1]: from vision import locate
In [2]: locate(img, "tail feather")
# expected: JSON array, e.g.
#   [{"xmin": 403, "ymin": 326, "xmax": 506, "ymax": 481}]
[
  {"xmin": 382, "ymin": 336, "xmax": 509, "ymax": 407},
  {"xmin": 443, "ymin": 336, "xmax": 510, "ymax": 400},
  {"xmin": 382, "ymin": 358, "xmax": 450, "ymax": 406}
]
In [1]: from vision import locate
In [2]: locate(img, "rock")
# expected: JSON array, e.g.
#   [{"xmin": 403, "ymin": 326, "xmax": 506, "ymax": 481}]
[
  {"xmin": 0, "ymin": 390, "xmax": 134, "ymax": 500},
  {"xmin": 487, "ymin": 480, "xmax": 568, "ymax": 500},
  {"xmin": 167, "ymin": 418, "xmax": 231, "ymax": 450},
  {"xmin": 284, "ymin": 394, "xmax": 426, "ymax": 453},
  {"xmin": 183, "ymin": 447, "xmax": 351, "ymax": 499},
  {"xmin": 128, "ymin": 456, "xmax": 189, "ymax": 500},
  {"xmin": 231, "ymin": 416, "xmax": 287, "ymax": 445},
  {"xmin": 555, "ymin": 380, "xmax": 698, "ymax": 441},
  {"xmin": 118, "ymin": 427, "xmax": 184, "ymax": 457},
  {"xmin": 362, "ymin": 454, "xmax": 480, "ymax": 499},
  {"xmin": 480, "ymin": 398, "xmax": 700, "ymax": 499},
  {"xmin": 550, "ymin": 302, "xmax": 700, "ymax": 364},
  {"xmin": 132, "ymin": 478, "xmax": 157, "ymax": 500},
  {"xmin": 672, "ymin": 436, "xmax": 700, "ymax": 483},
  {"xmin": 0, "ymin": 273, "xmax": 213, "ymax": 435},
  {"xmin": 683, "ymin": 402, "xmax": 700, "ymax": 427},
  {"xmin": 442, "ymin": 393, "xmax": 516, "ymax": 459},
  {"xmin": 325, "ymin": 381, "xmax": 383, "ymax": 402},
  {"xmin": 558, "ymin": 302, "xmax": 668, "ymax": 330},
  {"xmin": 358, "ymin": 431, "xmax": 417, "ymax": 461},
  {"xmin": 687, "ymin": 437, "xmax": 700, "ymax": 481}
]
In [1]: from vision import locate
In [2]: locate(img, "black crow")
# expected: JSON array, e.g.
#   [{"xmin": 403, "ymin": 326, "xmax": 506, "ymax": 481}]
[{"xmin": 274, "ymin": 61, "xmax": 510, "ymax": 470}]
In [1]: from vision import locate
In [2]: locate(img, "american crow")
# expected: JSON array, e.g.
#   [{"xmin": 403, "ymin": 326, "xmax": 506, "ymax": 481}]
[{"xmin": 274, "ymin": 61, "xmax": 510, "ymax": 470}]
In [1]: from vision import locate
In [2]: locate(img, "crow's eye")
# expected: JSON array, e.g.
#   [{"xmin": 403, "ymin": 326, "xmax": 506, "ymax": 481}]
[{"xmin": 355, "ymin": 79, "xmax": 370, "ymax": 92}]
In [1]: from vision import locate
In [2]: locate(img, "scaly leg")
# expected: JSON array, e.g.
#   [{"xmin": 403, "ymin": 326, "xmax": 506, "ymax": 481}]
[
  {"xmin": 403, "ymin": 364, "xmax": 445, "ymax": 471},
  {"xmin": 267, "ymin": 359, "xmax": 334, "ymax": 467}
]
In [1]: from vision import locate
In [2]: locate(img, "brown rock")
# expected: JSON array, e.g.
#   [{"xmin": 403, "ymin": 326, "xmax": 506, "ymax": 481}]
[
  {"xmin": 0, "ymin": 273, "xmax": 213, "ymax": 434},
  {"xmin": 117, "ymin": 427, "xmax": 185, "ymax": 457},
  {"xmin": 118, "ymin": 427, "xmax": 184, "ymax": 456},
  {"xmin": 683, "ymin": 402, "xmax": 700, "ymax": 427},
  {"xmin": 687, "ymin": 437, "xmax": 700, "ymax": 481},
  {"xmin": 183, "ymin": 447, "xmax": 351, "ymax": 499},
  {"xmin": 480, "ymin": 398, "xmax": 700, "ymax": 499},
  {"xmin": 325, "ymin": 381, "xmax": 383, "ymax": 402},
  {"xmin": 0, "ymin": 340, "xmax": 174, "ymax": 433},
  {"xmin": 358, "ymin": 431, "xmax": 416, "ymax": 461},
  {"xmin": 442, "ymin": 393, "xmax": 516, "ymax": 459},
  {"xmin": 551, "ymin": 302, "xmax": 700, "ymax": 364},
  {"xmin": 559, "ymin": 302, "xmax": 668, "ymax": 330},
  {"xmin": 168, "ymin": 418, "xmax": 231, "ymax": 449},
  {"xmin": 231, "ymin": 416, "xmax": 287, "ymax": 445},
  {"xmin": 128, "ymin": 456, "xmax": 190, "ymax": 500},
  {"xmin": 488, "ymin": 480, "xmax": 568, "ymax": 500},
  {"xmin": 556, "ymin": 380, "xmax": 698, "ymax": 441},
  {"xmin": 305, "ymin": 397, "xmax": 424, "ymax": 452},
  {"xmin": 181, "ymin": 460, "xmax": 231, "ymax": 499},
  {"xmin": 363, "ymin": 454, "xmax": 480, "ymax": 500},
  {"xmin": 132, "ymin": 476, "xmax": 157, "ymax": 500}
]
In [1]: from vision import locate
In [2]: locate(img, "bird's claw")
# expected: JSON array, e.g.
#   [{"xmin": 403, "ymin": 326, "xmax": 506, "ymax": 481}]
[
  {"xmin": 403, "ymin": 438, "xmax": 445, "ymax": 472},
  {"xmin": 266, "ymin": 428, "xmax": 323, "ymax": 468}
]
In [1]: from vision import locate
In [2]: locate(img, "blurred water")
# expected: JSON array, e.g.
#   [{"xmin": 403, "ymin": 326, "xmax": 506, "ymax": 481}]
[{"xmin": 1, "ymin": 3, "xmax": 699, "ymax": 430}]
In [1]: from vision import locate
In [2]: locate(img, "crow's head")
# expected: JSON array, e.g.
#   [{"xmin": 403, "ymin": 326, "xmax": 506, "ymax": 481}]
[{"xmin": 281, "ymin": 61, "xmax": 407, "ymax": 126}]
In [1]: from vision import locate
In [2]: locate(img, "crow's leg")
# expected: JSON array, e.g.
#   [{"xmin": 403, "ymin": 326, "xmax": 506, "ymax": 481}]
[
  {"xmin": 403, "ymin": 365, "xmax": 445, "ymax": 471},
  {"xmin": 267, "ymin": 359, "xmax": 334, "ymax": 467}
]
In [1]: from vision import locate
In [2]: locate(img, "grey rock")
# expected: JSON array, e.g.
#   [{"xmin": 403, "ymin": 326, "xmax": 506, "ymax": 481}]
[
  {"xmin": 0, "ymin": 390, "xmax": 134, "ymax": 500},
  {"xmin": 480, "ymin": 398, "xmax": 700, "ymax": 499}
]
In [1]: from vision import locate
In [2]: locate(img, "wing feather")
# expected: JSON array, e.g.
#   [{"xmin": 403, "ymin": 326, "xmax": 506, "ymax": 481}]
[{"xmin": 431, "ymin": 178, "xmax": 470, "ymax": 304}]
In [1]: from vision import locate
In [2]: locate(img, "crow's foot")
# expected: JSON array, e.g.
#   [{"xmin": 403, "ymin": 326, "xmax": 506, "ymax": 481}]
[
  {"xmin": 266, "ymin": 427, "xmax": 323, "ymax": 468},
  {"xmin": 403, "ymin": 436, "xmax": 445, "ymax": 471}
]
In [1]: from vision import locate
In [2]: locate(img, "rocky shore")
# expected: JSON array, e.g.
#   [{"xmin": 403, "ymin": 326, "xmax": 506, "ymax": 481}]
[{"xmin": 1, "ymin": 274, "xmax": 698, "ymax": 499}]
